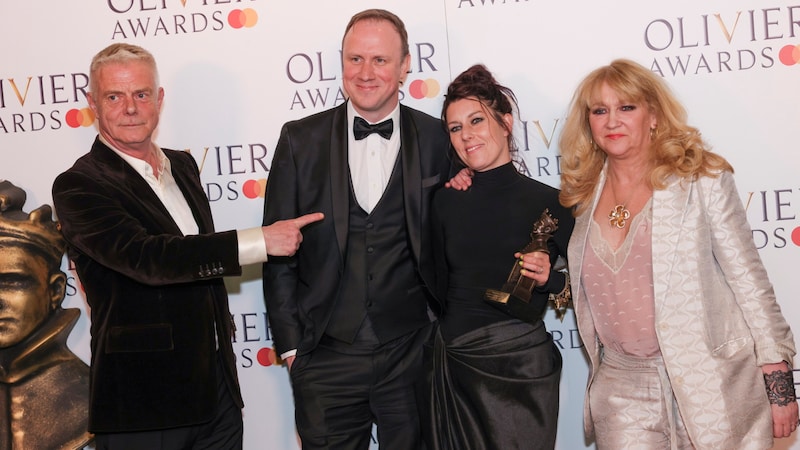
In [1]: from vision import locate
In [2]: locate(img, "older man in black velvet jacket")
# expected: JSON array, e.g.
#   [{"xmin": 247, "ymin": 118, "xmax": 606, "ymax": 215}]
[{"xmin": 52, "ymin": 43, "xmax": 322, "ymax": 450}]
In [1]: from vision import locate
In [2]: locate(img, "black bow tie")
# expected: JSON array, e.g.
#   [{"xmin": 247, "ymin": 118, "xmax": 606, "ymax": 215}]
[{"xmin": 353, "ymin": 117, "xmax": 393, "ymax": 140}]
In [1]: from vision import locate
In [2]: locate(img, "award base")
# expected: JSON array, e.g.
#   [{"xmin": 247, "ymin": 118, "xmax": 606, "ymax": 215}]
[
  {"xmin": 484, "ymin": 208, "xmax": 557, "ymax": 307},
  {"xmin": 484, "ymin": 270, "xmax": 537, "ymax": 305}
]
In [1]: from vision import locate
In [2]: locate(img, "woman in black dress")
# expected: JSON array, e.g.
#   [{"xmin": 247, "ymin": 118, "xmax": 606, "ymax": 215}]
[{"xmin": 429, "ymin": 64, "xmax": 574, "ymax": 449}]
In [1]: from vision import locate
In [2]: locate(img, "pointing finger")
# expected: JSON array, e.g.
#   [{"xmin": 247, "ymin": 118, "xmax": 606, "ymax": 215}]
[{"xmin": 294, "ymin": 212, "xmax": 325, "ymax": 228}]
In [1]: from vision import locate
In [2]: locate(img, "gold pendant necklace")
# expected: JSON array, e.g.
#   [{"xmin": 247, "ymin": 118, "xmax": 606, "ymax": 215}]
[
  {"xmin": 607, "ymin": 174, "xmax": 641, "ymax": 229},
  {"xmin": 608, "ymin": 204, "xmax": 631, "ymax": 229}
]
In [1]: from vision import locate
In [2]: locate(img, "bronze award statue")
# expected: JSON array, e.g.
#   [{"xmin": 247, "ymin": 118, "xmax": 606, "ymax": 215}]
[
  {"xmin": 484, "ymin": 208, "xmax": 569, "ymax": 320},
  {"xmin": 0, "ymin": 180, "xmax": 92, "ymax": 450}
]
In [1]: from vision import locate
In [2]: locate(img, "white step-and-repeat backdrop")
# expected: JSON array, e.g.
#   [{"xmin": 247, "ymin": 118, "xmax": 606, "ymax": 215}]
[{"xmin": 3, "ymin": 1, "xmax": 799, "ymax": 448}]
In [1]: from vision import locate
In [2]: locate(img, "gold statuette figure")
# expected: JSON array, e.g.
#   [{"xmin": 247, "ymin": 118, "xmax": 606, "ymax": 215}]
[
  {"xmin": 0, "ymin": 180, "xmax": 93, "ymax": 450},
  {"xmin": 485, "ymin": 208, "xmax": 558, "ymax": 305}
]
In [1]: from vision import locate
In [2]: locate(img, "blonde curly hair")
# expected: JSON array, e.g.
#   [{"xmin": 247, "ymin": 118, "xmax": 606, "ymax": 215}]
[{"xmin": 558, "ymin": 59, "xmax": 732, "ymax": 215}]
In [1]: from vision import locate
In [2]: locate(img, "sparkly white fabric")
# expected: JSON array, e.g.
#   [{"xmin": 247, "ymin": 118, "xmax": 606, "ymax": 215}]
[
  {"xmin": 590, "ymin": 347, "xmax": 694, "ymax": 450},
  {"xmin": 569, "ymin": 168, "xmax": 795, "ymax": 450}
]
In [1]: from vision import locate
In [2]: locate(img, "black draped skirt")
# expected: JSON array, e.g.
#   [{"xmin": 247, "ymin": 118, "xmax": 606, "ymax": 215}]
[{"xmin": 429, "ymin": 319, "xmax": 561, "ymax": 450}]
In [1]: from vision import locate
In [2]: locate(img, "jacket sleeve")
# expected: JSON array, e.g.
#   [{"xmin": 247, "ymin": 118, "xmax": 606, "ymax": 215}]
[
  {"xmin": 701, "ymin": 171, "xmax": 795, "ymax": 365},
  {"xmin": 52, "ymin": 159, "xmax": 241, "ymax": 286}
]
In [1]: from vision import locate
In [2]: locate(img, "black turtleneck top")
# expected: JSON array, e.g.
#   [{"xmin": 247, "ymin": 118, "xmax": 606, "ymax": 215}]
[{"xmin": 432, "ymin": 162, "xmax": 574, "ymax": 341}]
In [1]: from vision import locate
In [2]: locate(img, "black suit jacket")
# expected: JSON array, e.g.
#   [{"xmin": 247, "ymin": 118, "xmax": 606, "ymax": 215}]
[
  {"xmin": 52, "ymin": 137, "xmax": 243, "ymax": 433},
  {"xmin": 262, "ymin": 103, "xmax": 451, "ymax": 357}
]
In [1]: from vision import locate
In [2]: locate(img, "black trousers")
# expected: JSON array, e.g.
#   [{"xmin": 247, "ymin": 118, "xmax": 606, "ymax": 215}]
[
  {"xmin": 290, "ymin": 325, "xmax": 432, "ymax": 450},
  {"xmin": 94, "ymin": 353, "xmax": 243, "ymax": 450}
]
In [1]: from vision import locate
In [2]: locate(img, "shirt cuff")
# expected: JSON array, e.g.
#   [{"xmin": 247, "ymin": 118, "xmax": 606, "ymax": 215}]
[
  {"xmin": 280, "ymin": 349, "xmax": 297, "ymax": 360},
  {"xmin": 236, "ymin": 227, "xmax": 268, "ymax": 265}
]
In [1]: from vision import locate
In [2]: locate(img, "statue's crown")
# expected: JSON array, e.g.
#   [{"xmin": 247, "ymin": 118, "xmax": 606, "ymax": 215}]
[{"xmin": 0, "ymin": 180, "xmax": 65, "ymax": 265}]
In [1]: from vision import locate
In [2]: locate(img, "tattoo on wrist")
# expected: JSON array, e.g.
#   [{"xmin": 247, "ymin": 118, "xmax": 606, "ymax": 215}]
[{"xmin": 764, "ymin": 370, "xmax": 797, "ymax": 406}]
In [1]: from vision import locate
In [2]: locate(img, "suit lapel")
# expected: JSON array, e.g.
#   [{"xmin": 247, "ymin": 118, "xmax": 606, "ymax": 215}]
[
  {"xmin": 92, "ymin": 139, "xmax": 184, "ymax": 235},
  {"xmin": 651, "ymin": 176, "xmax": 691, "ymax": 314},
  {"xmin": 329, "ymin": 105, "xmax": 350, "ymax": 262},
  {"xmin": 328, "ymin": 105, "xmax": 422, "ymax": 261},
  {"xmin": 568, "ymin": 168, "xmax": 606, "ymax": 297},
  {"xmin": 569, "ymin": 169, "xmax": 605, "ymax": 359},
  {"xmin": 399, "ymin": 106, "xmax": 422, "ymax": 260},
  {"xmin": 573, "ymin": 170, "xmax": 691, "ymax": 313}
]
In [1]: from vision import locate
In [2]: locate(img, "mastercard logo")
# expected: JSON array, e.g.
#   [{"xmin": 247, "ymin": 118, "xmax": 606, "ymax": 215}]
[
  {"xmin": 256, "ymin": 347, "xmax": 279, "ymax": 367},
  {"xmin": 242, "ymin": 178, "xmax": 267, "ymax": 199},
  {"xmin": 65, "ymin": 108, "xmax": 95, "ymax": 128},
  {"xmin": 228, "ymin": 8, "xmax": 258, "ymax": 29},
  {"xmin": 408, "ymin": 78, "xmax": 440, "ymax": 99},
  {"xmin": 779, "ymin": 44, "xmax": 800, "ymax": 66},
  {"xmin": 793, "ymin": 227, "xmax": 800, "ymax": 246}
]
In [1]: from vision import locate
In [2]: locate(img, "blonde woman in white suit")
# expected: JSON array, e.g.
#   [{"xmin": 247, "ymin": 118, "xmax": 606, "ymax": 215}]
[{"xmin": 557, "ymin": 58, "xmax": 798, "ymax": 450}]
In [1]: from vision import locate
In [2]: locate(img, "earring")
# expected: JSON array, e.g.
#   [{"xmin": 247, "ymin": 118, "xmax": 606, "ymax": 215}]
[{"xmin": 650, "ymin": 126, "xmax": 658, "ymax": 139}]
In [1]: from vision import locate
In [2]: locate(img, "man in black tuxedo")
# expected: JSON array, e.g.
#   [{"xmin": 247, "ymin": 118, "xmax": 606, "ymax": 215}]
[
  {"xmin": 52, "ymin": 43, "xmax": 322, "ymax": 450},
  {"xmin": 262, "ymin": 9, "xmax": 451, "ymax": 449}
]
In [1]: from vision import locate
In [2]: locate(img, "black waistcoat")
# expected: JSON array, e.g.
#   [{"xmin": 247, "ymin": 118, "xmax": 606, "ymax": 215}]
[{"xmin": 324, "ymin": 158, "xmax": 432, "ymax": 345}]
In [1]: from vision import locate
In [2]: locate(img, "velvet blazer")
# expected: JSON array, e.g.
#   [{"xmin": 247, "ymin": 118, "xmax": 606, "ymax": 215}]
[
  {"xmin": 262, "ymin": 102, "xmax": 451, "ymax": 357},
  {"xmin": 568, "ymin": 168, "xmax": 796, "ymax": 449},
  {"xmin": 52, "ymin": 138, "xmax": 243, "ymax": 433}
]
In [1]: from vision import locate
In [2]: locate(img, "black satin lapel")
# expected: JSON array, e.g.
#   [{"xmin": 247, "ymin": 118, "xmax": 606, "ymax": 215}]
[
  {"xmin": 399, "ymin": 107, "xmax": 422, "ymax": 260},
  {"xmin": 329, "ymin": 106, "xmax": 349, "ymax": 262}
]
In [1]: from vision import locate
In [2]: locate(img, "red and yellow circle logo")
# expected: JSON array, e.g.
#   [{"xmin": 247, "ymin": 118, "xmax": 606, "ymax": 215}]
[
  {"xmin": 779, "ymin": 44, "xmax": 800, "ymax": 66},
  {"xmin": 256, "ymin": 347, "xmax": 279, "ymax": 367},
  {"xmin": 64, "ymin": 108, "xmax": 95, "ymax": 128},
  {"xmin": 792, "ymin": 226, "xmax": 800, "ymax": 246},
  {"xmin": 228, "ymin": 8, "xmax": 258, "ymax": 29},
  {"xmin": 242, "ymin": 178, "xmax": 267, "ymax": 199},
  {"xmin": 408, "ymin": 78, "xmax": 440, "ymax": 99}
]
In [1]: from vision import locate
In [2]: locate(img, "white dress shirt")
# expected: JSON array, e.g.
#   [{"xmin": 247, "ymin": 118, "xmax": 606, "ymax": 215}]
[
  {"xmin": 346, "ymin": 102, "xmax": 401, "ymax": 213},
  {"xmin": 101, "ymin": 136, "xmax": 268, "ymax": 265}
]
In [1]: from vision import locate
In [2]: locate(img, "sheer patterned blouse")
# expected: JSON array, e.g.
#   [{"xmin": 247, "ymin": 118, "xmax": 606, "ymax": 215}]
[{"xmin": 582, "ymin": 199, "xmax": 660, "ymax": 357}]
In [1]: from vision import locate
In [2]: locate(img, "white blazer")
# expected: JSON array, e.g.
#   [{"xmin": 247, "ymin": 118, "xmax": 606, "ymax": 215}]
[{"xmin": 568, "ymin": 168, "xmax": 795, "ymax": 450}]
